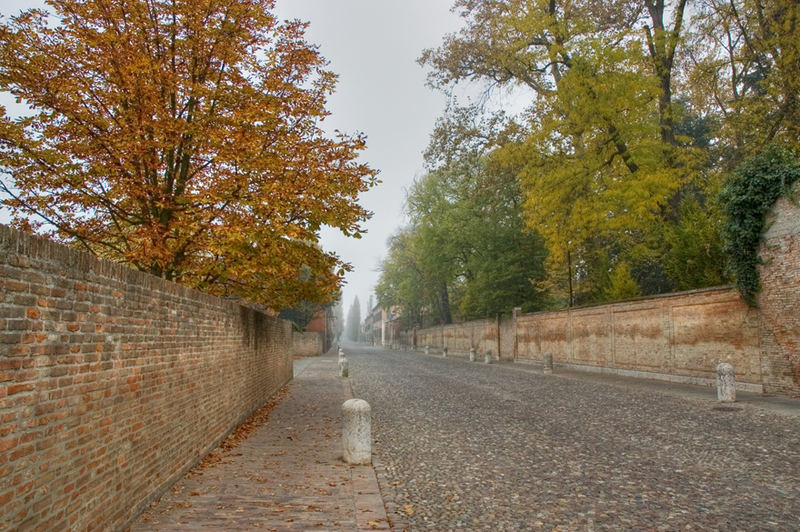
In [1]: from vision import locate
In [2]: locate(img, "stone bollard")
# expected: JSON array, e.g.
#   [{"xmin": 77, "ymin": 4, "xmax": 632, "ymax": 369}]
[
  {"xmin": 424, "ymin": 345, "xmax": 430, "ymax": 355},
  {"xmin": 469, "ymin": 348, "xmax": 476, "ymax": 362},
  {"xmin": 716, "ymin": 362, "xmax": 736, "ymax": 402},
  {"xmin": 484, "ymin": 350, "xmax": 492, "ymax": 364},
  {"xmin": 442, "ymin": 347, "xmax": 448, "ymax": 358},
  {"xmin": 342, "ymin": 399, "xmax": 371, "ymax": 465},
  {"xmin": 543, "ymin": 352, "xmax": 553, "ymax": 374},
  {"xmin": 339, "ymin": 357, "xmax": 349, "ymax": 378}
]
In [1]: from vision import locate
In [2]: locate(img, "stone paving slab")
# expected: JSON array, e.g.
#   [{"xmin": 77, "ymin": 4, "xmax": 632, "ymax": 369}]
[{"xmin": 128, "ymin": 356, "xmax": 389, "ymax": 531}]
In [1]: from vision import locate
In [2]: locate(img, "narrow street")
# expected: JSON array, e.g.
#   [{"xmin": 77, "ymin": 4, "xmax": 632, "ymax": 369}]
[{"xmin": 346, "ymin": 344, "xmax": 800, "ymax": 531}]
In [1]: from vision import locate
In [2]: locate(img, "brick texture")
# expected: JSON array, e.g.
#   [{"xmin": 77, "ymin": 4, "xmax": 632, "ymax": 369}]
[
  {"xmin": 515, "ymin": 288, "xmax": 761, "ymax": 384},
  {"xmin": 0, "ymin": 224, "xmax": 293, "ymax": 531},
  {"xmin": 291, "ymin": 331, "xmax": 323, "ymax": 357},
  {"xmin": 758, "ymin": 183, "xmax": 800, "ymax": 397},
  {"xmin": 406, "ymin": 288, "xmax": 760, "ymax": 385}
]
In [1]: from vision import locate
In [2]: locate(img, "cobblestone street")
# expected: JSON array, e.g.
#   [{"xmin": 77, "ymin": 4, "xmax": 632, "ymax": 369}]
[{"xmin": 347, "ymin": 345, "xmax": 800, "ymax": 531}]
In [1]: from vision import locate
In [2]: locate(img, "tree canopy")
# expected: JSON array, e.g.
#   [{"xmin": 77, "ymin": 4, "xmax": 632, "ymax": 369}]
[
  {"xmin": 404, "ymin": 0, "xmax": 798, "ymax": 310},
  {"xmin": 0, "ymin": 0, "xmax": 377, "ymax": 309},
  {"xmin": 376, "ymin": 106, "xmax": 548, "ymax": 326}
]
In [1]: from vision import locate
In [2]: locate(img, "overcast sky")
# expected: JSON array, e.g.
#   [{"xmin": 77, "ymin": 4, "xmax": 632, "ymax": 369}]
[{"xmin": 0, "ymin": 0, "xmax": 472, "ymax": 321}]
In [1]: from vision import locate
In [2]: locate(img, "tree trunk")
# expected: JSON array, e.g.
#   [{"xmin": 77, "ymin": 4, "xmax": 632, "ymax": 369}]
[{"xmin": 439, "ymin": 282, "xmax": 452, "ymax": 325}]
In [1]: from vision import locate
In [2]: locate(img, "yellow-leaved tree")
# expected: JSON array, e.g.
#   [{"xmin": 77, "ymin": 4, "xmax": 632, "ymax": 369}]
[{"xmin": 0, "ymin": 0, "xmax": 377, "ymax": 309}]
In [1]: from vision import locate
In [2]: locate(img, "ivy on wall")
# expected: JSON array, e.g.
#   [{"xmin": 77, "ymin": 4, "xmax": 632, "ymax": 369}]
[{"xmin": 720, "ymin": 144, "xmax": 800, "ymax": 306}]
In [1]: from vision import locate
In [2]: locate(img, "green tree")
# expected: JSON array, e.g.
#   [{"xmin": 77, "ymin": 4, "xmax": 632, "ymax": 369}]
[
  {"xmin": 662, "ymin": 194, "xmax": 728, "ymax": 290},
  {"xmin": 377, "ymin": 106, "xmax": 548, "ymax": 323},
  {"xmin": 685, "ymin": 0, "xmax": 800, "ymax": 166},
  {"xmin": 375, "ymin": 228, "xmax": 430, "ymax": 328},
  {"xmin": 421, "ymin": 0, "xmax": 745, "ymax": 305},
  {"xmin": 606, "ymin": 261, "xmax": 641, "ymax": 301}
]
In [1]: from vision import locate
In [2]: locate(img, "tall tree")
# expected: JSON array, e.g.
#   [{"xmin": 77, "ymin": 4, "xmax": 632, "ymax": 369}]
[
  {"xmin": 421, "ymin": 0, "xmax": 710, "ymax": 304},
  {"xmin": 377, "ymin": 106, "xmax": 548, "ymax": 323},
  {"xmin": 0, "ymin": 0, "xmax": 376, "ymax": 309},
  {"xmin": 345, "ymin": 296, "xmax": 361, "ymax": 342},
  {"xmin": 685, "ymin": 0, "xmax": 800, "ymax": 165}
]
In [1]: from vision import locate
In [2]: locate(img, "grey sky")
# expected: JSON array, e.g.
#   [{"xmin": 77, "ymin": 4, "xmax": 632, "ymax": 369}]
[{"xmin": 0, "ymin": 0, "xmax": 467, "ymax": 321}]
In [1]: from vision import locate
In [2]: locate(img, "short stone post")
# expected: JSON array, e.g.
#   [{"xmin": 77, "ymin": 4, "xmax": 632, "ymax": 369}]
[
  {"xmin": 442, "ymin": 347, "xmax": 448, "ymax": 358},
  {"xmin": 424, "ymin": 345, "xmax": 430, "ymax": 355},
  {"xmin": 339, "ymin": 357, "xmax": 349, "ymax": 378},
  {"xmin": 543, "ymin": 352, "xmax": 553, "ymax": 374},
  {"xmin": 484, "ymin": 350, "xmax": 492, "ymax": 364},
  {"xmin": 716, "ymin": 362, "xmax": 736, "ymax": 402},
  {"xmin": 469, "ymin": 348, "xmax": 476, "ymax": 362},
  {"xmin": 342, "ymin": 399, "xmax": 371, "ymax": 465}
]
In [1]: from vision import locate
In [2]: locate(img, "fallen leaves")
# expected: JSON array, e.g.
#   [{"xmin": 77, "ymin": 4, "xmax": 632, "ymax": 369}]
[{"xmin": 192, "ymin": 385, "xmax": 291, "ymax": 475}]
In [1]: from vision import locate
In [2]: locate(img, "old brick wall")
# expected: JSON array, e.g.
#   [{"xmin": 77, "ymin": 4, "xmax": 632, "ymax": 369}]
[
  {"xmin": 416, "ymin": 319, "xmax": 498, "ymax": 357},
  {"xmin": 758, "ymin": 183, "xmax": 800, "ymax": 396},
  {"xmin": 0, "ymin": 225, "xmax": 293, "ymax": 531},
  {"xmin": 515, "ymin": 288, "xmax": 761, "ymax": 386},
  {"xmin": 397, "ymin": 287, "xmax": 762, "ymax": 388},
  {"xmin": 292, "ymin": 331, "xmax": 323, "ymax": 357}
]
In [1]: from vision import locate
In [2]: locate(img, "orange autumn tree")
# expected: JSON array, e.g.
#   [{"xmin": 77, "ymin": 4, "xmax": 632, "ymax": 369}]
[{"xmin": 0, "ymin": 0, "xmax": 376, "ymax": 308}]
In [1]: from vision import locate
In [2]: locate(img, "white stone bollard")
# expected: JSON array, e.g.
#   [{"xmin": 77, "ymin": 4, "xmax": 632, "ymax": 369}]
[
  {"xmin": 339, "ymin": 357, "xmax": 349, "ymax": 378},
  {"xmin": 716, "ymin": 362, "xmax": 736, "ymax": 402},
  {"xmin": 484, "ymin": 350, "xmax": 492, "ymax": 364},
  {"xmin": 469, "ymin": 348, "xmax": 476, "ymax": 362},
  {"xmin": 442, "ymin": 347, "xmax": 448, "ymax": 358},
  {"xmin": 424, "ymin": 345, "xmax": 430, "ymax": 355},
  {"xmin": 543, "ymin": 352, "xmax": 553, "ymax": 374},
  {"xmin": 342, "ymin": 399, "xmax": 371, "ymax": 465}
]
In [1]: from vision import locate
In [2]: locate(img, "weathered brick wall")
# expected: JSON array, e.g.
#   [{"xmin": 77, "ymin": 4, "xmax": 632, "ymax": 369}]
[
  {"xmin": 396, "ymin": 287, "xmax": 762, "ymax": 387},
  {"xmin": 416, "ymin": 319, "xmax": 497, "ymax": 357},
  {"xmin": 398, "ymin": 317, "xmax": 515, "ymax": 359},
  {"xmin": 292, "ymin": 331, "xmax": 322, "ymax": 357},
  {"xmin": 515, "ymin": 288, "xmax": 761, "ymax": 385},
  {"xmin": 499, "ymin": 317, "xmax": 514, "ymax": 361},
  {"xmin": 0, "ymin": 225, "xmax": 293, "ymax": 531},
  {"xmin": 759, "ymin": 183, "xmax": 800, "ymax": 396}
]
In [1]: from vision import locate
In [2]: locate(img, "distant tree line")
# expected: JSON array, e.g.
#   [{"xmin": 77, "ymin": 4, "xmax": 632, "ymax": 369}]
[{"xmin": 377, "ymin": 0, "xmax": 800, "ymax": 328}]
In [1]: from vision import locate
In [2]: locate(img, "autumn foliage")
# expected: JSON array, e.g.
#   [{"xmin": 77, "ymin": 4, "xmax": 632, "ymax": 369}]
[{"xmin": 0, "ymin": 0, "xmax": 376, "ymax": 308}]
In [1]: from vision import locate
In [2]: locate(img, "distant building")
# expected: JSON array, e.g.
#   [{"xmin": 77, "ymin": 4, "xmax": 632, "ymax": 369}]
[
  {"xmin": 362, "ymin": 303, "xmax": 401, "ymax": 346},
  {"xmin": 305, "ymin": 306, "xmax": 335, "ymax": 353}
]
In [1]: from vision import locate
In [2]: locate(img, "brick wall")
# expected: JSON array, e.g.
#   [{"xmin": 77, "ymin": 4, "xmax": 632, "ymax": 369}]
[
  {"xmin": 758, "ymin": 183, "xmax": 800, "ymax": 396},
  {"xmin": 0, "ymin": 225, "xmax": 293, "ymax": 530},
  {"xmin": 412, "ymin": 317, "xmax": 515, "ymax": 360},
  {"xmin": 416, "ymin": 319, "xmax": 495, "ymax": 357},
  {"xmin": 292, "ymin": 331, "xmax": 323, "ymax": 357},
  {"xmin": 398, "ymin": 287, "xmax": 762, "ymax": 389},
  {"xmin": 393, "ymin": 186, "xmax": 800, "ymax": 397},
  {"xmin": 515, "ymin": 288, "xmax": 761, "ymax": 387}
]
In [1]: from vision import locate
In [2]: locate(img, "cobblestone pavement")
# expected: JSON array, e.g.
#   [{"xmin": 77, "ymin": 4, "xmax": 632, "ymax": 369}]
[
  {"xmin": 128, "ymin": 357, "xmax": 388, "ymax": 531},
  {"xmin": 346, "ymin": 345, "xmax": 800, "ymax": 531}
]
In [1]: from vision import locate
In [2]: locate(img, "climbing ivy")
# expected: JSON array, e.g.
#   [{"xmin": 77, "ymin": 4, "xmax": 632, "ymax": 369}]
[{"xmin": 720, "ymin": 144, "xmax": 800, "ymax": 306}]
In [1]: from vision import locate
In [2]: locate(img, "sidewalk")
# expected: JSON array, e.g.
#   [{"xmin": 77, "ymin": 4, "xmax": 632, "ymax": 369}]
[{"xmin": 129, "ymin": 355, "xmax": 389, "ymax": 531}]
